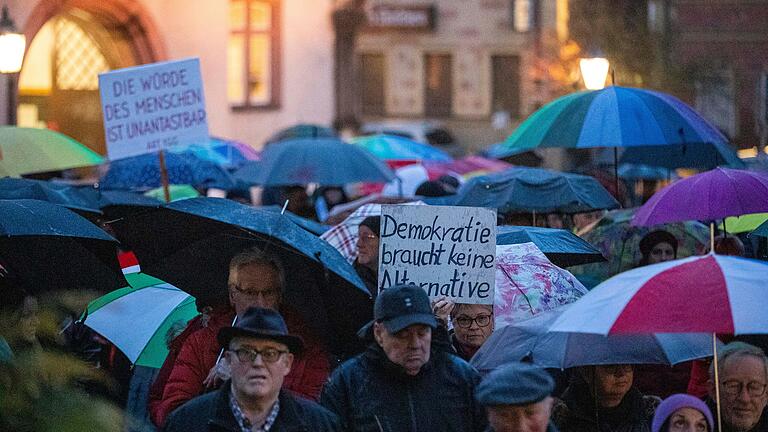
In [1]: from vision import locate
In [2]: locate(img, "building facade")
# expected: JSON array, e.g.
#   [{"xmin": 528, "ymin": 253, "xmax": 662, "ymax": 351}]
[
  {"xmin": 352, "ymin": 0, "xmax": 569, "ymax": 152},
  {"xmin": 2, "ymin": 0, "xmax": 336, "ymax": 154}
]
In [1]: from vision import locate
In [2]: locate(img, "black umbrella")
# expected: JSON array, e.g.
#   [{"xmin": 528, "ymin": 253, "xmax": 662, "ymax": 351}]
[
  {"xmin": 0, "ymin": 199, "xmax": 126, "ymax": 297},
  {"xmin": 497, "ymin": 225, "xmax": 606, "ymax": 267},
  {"xmin": 0, "ymin": 177, "xmax": 101, "ymax": 215},
  {"xmin": 78, "ymin": 187, "xmax": 162, "ymax": 222},
  {"xmin": 110, "ymin": 197, "xmax": 372, "ymax": 356}
]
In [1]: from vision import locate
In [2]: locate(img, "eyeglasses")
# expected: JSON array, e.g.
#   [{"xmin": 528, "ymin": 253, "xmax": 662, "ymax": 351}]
[
  {"xmin": 454, "ymin": 314, "xmax": 492, "ymax": 329},
  {"xmin": 722, "ymin": 380, "xmax": 768, "ymax": 398},
  {"xmin": 358, "ymin": 234, "xmax": 378, "ymax": 242},
  {"xmin": 231, "ymin": 285, "xmax": 279, "ymax": 299},
  {"xmin": 231, "ymin": 347, "xmax": 288, "ymax": 364}
]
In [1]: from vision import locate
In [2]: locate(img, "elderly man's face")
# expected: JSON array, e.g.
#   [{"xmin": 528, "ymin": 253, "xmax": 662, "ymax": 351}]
[
  {"xmin": 227, "ymin": 337, "xmax": 293, "ymax": 403},
  {"xmin": 228, "ymin": 262, "xmax": 281, "ymax": 316},
  {"xmin": 712, "ymin": 354, "xmax": 768, "ymax": 431},
  {"xmin": 486, "ymin": 397, "xmax": 553, "ymax": 432},
  {"xmin": 374, "ymin": 323, "xmax": 431, "ymax": 376}
]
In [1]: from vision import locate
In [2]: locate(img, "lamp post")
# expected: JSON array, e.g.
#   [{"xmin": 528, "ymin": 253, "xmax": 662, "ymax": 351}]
[
  {"xmin": 579, "ymin": 56, "xmax": 610, "ymax": 90},
  {"xmin": 0, "ymin": 5, "xmax": 26, "ymax": 125}
]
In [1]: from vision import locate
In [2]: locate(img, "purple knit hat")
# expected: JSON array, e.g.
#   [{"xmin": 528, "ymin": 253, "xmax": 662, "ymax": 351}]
[{"xmin": 651, "ymin": 394, "xmax": 714, "ymax": 432}]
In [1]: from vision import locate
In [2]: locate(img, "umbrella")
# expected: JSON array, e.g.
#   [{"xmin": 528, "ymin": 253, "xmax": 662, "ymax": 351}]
[
  {"xmin": 178, "ymin": 136, "xmax": 260, "ymax": 169},
  {"xmin": 350, "ymin": 134, "xmax": 452, "ymax": 162},
  {"xmin": 494, "ymin": 86, "xmax": 742, "ymax": 169},
  {"xmin": 752, "ymin": 219, "xmax": 768, "ymax": 238},
  {"xmin": 0, "ymin": 199, "xmax": 126, "ymax": 295},
  {"xmin": 496, "ymin": 225, "xmax": 605, "ymax": 267},
  {"xmin": 234, "ymin": 138, "xmax": 395, "ymax": 186},
  {"xmin": 551, "ymin": 254, "xmax": 768, "ymax": 335},
  {"xmin": 451, "ymin": 167, "xmax": 620, "ymax": 214},
  {"xmin": 0, "ymin": 177, "xmax": 101, "ymax": 214},
  {"xmin": 569, "ymin": 208, "xmax": 710, "ymax": 287},
  {"xmin": 494, "ymin": 243, "xmax": 588, "ymax": 330},
  {"xmin": 262, "ymin": 206, "xmax": 330, "ymax": 236},
  {"xmin": 618, "ymin": 164, "xmax": 677, "ymax": 180},
  {"xmin": 144, "ymin": 184, "xmax": 200, "ymax": 202},
  {"xmin": 76, "ymin": 188, "xmax": 161, "ymax": 221},
  {"xmin": 471, "ymin": 307, "xmax": 717, "ymax": 372},
  {"xmin": 82, "ymin": 272, "xmax": 199, "ymax": 368},
  {"xmin": 110, "ymin": 197, "xmax": 372, "ymax": 355},
  {"xmin": 0, "ymin": 126, "xmax": 104, "ymax": 176},
  {"xmin": 99, "ymin": 152, "xmax": 237, "ymax": 190},
  {"xmin": 265, "ymin": 123, "xmax": 337, "ymax": 145},
  {"xmin": 424, "ymin": 155, "xmax": 513, "ymax": 179},
  {"xmin": 719, "ymin": 213, "xmax": 768, "ymax": 234},
  {"xmin": 633, "ymin": 168, "xmax": 768, "ymax": 228}
]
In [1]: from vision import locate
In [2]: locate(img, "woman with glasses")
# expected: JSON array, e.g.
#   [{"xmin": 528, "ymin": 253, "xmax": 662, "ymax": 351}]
[{"xmin": 449, "ymin": 303, "xmax": 494, "ymax": 361}]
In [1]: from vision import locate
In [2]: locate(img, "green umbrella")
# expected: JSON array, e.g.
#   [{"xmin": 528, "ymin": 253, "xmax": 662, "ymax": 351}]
[
  {"xmin": 0, "ymin": 127, "xmax": 104, "ymax": 176},
  {"xmin": 719, "ymin": 213, "xmax": 768, "ymax": 234},
  {"xmin": 82, "ymin": 272, "xmax": 199, "ymax": 368},
  {"xmin": 144, "ymin": 184, "xmax": 200, "ymax": 201}
]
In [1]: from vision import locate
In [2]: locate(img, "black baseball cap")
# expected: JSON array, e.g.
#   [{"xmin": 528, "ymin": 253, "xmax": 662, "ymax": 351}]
[{"xmin": 358, "ymin": 284, "xmax": 437, "ymax": 338}]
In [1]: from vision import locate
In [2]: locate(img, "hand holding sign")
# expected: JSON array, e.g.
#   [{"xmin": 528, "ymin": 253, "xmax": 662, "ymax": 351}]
[{"xmin": 378, "ymin": 205, "xmax": 497, "ymax": 304}]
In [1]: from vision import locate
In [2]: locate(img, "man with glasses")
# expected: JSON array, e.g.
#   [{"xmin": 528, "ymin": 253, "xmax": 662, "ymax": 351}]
[
  {"xmin": 151, "ymin": 247, "xmax": 330, "ymax": 427},
  {"xmin": 450, "ymin": 303, "xmax": 495, "ymax": 361},
  {"xmin": 164, "ymin": 307, "xmax": 341, "ymax": 432},
  {"xmin": 707, "ymin": 342, "xmax": 768, "ymax": 432}
]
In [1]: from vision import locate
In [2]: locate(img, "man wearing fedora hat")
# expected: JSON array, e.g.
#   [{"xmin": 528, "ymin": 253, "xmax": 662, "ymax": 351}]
[
  {"xmin": 320, "ymin": 284, "xmax": 487, "ymax": 431},
  {"xmin": 163, "ymin": 307, "xmax": 341, "ymax": 432}
]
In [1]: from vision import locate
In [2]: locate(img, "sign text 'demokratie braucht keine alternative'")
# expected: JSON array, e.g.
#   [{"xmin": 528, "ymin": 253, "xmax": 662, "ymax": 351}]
[{"xmin": 377, "ymin": 205, "xmax": 497, "ymax": 304}]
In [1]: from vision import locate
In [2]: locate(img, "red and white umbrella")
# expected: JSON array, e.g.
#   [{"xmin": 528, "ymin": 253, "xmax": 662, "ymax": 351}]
[{"xmin": 550, "ymin": 253, "xmax": 768, "ymax": 335}]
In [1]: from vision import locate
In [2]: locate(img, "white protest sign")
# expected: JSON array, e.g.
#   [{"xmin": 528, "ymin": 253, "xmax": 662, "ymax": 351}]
[
  {"xmin": 378, "ymin": 205, "xmax": 497, "ymax": 304},
  {"xmin": 99, "ymin": 58, "xmax": 209, "ymax": 160}
]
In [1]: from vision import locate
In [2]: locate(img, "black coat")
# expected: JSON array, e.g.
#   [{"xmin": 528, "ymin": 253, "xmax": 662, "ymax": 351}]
[
  {"xmin": 320, "ymin": 343, "xmax": 488, "ymax": 432},
  {"xmin": 163, "ymin": 383, "xmax": 342, "ymax": 432}
]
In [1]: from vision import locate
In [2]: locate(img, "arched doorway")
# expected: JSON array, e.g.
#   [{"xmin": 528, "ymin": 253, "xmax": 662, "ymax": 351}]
[{"xmin": 17, "ymin": 0, "xmax": 165, "ymax": 155}]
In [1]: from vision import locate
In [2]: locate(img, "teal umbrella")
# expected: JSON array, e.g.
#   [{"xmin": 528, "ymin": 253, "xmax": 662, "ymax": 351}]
[
  {"xmin": 82, "ymin": 272, "xmax": 199, "ymax": 368},
  {"xmin": 0, "ymin": 126, "xmax": 104, "ymax": 176},
  {"xmin": 350, "ymin": 134, "xmax": 452, "ymax": 161}
]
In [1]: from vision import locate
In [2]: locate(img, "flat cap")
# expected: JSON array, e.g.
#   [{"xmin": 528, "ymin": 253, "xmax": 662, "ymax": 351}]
[{"xmin": 475, "ymin": 362, "xmax": 555, "ymax": 406}]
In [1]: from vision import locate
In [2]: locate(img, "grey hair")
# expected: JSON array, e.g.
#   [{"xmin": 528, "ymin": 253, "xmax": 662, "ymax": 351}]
[
  {"xmin": 450, "ymin": 303, "xmax": 493, "ymax": 320},
  {"xmin": 709, "ymin": 341, "xmax": 768, "ymax": 381},
  {"xmin": 228, "ymin": 246, "xmax": 285, "ymax": 292}
]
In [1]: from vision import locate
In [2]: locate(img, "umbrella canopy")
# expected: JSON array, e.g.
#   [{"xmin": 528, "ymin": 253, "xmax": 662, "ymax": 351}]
[
  {"xmin": 82, "ymin": 272, "xmax": 198, "ymax": 368},
  {"xmin": 100, "ymin": 152, "xmax": 236, "ymax": 190},
  {"xmin": 719, "ymin": 213, "xmax": 768, "ymax": 234},
  {"xmin": 0, "ymin": 177, "xmax": 101, "ymax": 214},
  {"xmin": 234, "ymin": 138, "xmax": 395, "ymax": 186},
  {"xmin": 551, "ymin": 254, "xmax": 768, "ymax": 335},
  {"xmin": 633, "ymin": 168, "xmax": 768, "ymax": 226},
  {"xmin": 265, "ymin": 124, "xmax": 337, "ymax": 145},
  {"xmin": 494, "ymin": 86, "xmax": 741, "ymax": 169},
  {"xmin": 494, "ymin": 243, "xmax": 588, "ymax": 329},
  {"xmin": 752, "ymin": 219, "xmax": 768, "ymax": 238},
  {"xmin": 178, "ymin": 137, "xmax": 260, "ymax": 169},
  {"xmin": 350, "ymin": 134, "xmax": 452, "ymax": 162},
  {"xmin": 110, "ymin": 197, "xmax": 371, "ymax": 355},
  {"xmin": 143, "ymin": 184, "xmax": 200, "ymax": 202},
  {"xmin": 424, "ymin": 155, "xmax": 513, "ymax": 179},
  {"xmin": 0, "ymin": 199, "xmax": 126, "ymax": 295},
  {"xmin": 471, "ymin": 307, "xmax": 717, "ymax": 372},
  {"xmin": 451, "ymin": 167, "xmax": 620, "ymax": 214},
  {"xmin": 570, "ymin": 208, "xmax": 710, "ymax": 287},
  {"xmin": 497, "ymin": 225, "xmax": 605, "ymax": 267},
  {"xmin": 0, "ymin": 126, "xmax": 104, "ymax": 176}
]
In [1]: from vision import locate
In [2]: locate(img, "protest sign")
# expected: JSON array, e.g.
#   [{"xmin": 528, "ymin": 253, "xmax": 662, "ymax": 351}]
[
  {"xmin": 378, "ymin": 205, "xmax": 497, "ymax": 304},
  {"xmin": 99, "ymin": 58, "xmax": 208, "ymax": 160}
]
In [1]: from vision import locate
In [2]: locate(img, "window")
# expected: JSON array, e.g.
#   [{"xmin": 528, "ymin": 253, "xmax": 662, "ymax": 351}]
[
  {"xmin": 360, "ymin": 54, "xmax": 385, "ymax": 116},
  {"xmin": 228, "ymin": 0, "xmax": 280, "ymax": 108},
  {"xmin": 492, "ymin": 55, "xmax": 521, "ymax": 118},
  {"xmin": 511, "ymin": 0, "xmax": 538, "ymax": 33},
  {"xmin": 424, "ymin": 54, "xmax": 452, "ymax": 118}
]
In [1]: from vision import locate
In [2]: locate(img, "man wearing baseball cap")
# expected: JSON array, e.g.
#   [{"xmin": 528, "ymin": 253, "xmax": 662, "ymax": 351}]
[
  {"xmin": 163, "ymin": 307, "xmax": 341, "ymax": 432},
  {"xmin": 475, "ymin": 362, "xmax": 559, "ymax": 432},
  {"xmin": 320, "ymin": 284, "xmax": 488, "ymax": 431}
]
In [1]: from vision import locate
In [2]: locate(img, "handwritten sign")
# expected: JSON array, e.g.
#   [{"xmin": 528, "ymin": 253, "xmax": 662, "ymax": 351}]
[
  {"xmin": 378, "ymin": 205, "xmax": 497, "ymax": 304},
  {"xmin": 99, "ymin": 58, "xmax": 209, "ymax": 160}
]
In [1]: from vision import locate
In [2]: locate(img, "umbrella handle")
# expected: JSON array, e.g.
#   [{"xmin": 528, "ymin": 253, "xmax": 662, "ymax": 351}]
[
  {"xmin": 713, "ymin": 333, "xmax": 723, "ymax": 432},
  {"xmin": 214, "ymin": 316, "xmax": 239, "ymax": 366}
]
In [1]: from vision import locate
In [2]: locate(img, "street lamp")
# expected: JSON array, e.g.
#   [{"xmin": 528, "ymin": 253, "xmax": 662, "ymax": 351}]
[
  {"xmin": 0, "ymin": 5, "xmax": 25, "ymax": 125},
  {"xmin": 579, "ymin": 56, "xmax": 610, "ymax": 90}
]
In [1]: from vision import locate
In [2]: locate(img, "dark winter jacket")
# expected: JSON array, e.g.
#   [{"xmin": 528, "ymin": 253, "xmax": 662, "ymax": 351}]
[
  {"xmin": 705, "ymin": 398, "xmax": 768, "ymax": 432},
  {"xmin": 320, "ymin": 343, "xmax": 488, "ymax": 432},
  {"xmin": 163, "ymin": 383, "xmax": 342, "ymax": 432},
  {"xmin": 552, "ymin": 378, "xmax": 659, "ymax": 432}
]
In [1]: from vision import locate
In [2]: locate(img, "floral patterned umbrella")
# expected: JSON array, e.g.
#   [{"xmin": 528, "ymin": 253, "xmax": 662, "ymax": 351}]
[{"xmin": 494, "ymin": 243, "xmax": 587, "ymax": 329}]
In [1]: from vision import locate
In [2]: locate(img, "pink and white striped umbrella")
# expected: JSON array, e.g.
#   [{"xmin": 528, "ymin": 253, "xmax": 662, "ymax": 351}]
[{"xmin": 550, "ymin": 254, "xmax": 768, "ymax": 335}]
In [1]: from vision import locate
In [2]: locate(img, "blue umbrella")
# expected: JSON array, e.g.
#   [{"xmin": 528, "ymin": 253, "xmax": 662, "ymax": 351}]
[
  {"xmin": 262, "ymin": 206, "xmax": 329, "ymax": 236},
  {"xmin": 0, "ymin": 177, "xmax": 101, "ymax": 214},
  {"xmin": 234, "ymin": 138, "xmax": 395, "ymax": 186},
  {"xmin": 350, "ymin": 134, "xmax": 452, "ymax": 162},
  {"xmin": 752, "ymin": 219, "xmax": 768, "ymax": 238},
  {"xmin": 110, "ymin": 197, "xmax": 371, "ymax": 355},
  {"xmin": 0, "ymin": 199, "xmax": 126, "ymax": 295},
  {"xmin": 471, "ymin": 307, "xmax": 717, "ymax": 372},
  {"xmin": 451, "ymin": 167, "xmax": 620, "ymax": 214},
  {"xmin": 265, "ymin": 123, "xmax": 337, "ymax": 145},
  {"xmin": 177, "ymin": 137, "xmax": 260, "ymax": 169},
  {"xmin": 100, "ymin": 152, "xmax": 236, "ymax": 190},
  {"xmin": 497, "ymin": 225, "xmax": 605, "ymax": 267}
]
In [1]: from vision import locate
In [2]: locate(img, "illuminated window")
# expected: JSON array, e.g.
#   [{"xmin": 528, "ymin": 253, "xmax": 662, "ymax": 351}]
[
  {"xmin": 512, "ymin": 0, "xmax": 538, "ymax": 33},
  {"xmin": 228, "ymin": 0, "xmax": 280, "ymax": 108}
]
